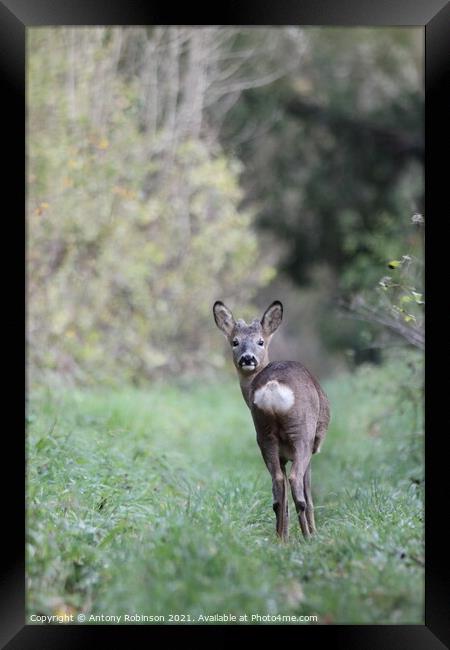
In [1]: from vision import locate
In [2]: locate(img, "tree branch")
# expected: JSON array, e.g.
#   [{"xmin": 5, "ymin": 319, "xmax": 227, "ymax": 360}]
[{"xmin": 339, "ymin": 299, "xmax": 425, "ymax": 350}]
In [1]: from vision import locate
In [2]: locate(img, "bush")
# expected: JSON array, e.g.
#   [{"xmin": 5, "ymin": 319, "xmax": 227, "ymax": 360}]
[{"xmin": 28, "ymin": 29, "xmax": 275, "ymax": 385}]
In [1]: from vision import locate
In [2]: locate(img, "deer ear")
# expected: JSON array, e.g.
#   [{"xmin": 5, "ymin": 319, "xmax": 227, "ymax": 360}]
[
  {"xmin": 213, "ymin": 301, "xmax": 236, "ymax": 337},
  {"xmin": 261, "ymin": 300, "xmax": 283, "ymax": 335}
]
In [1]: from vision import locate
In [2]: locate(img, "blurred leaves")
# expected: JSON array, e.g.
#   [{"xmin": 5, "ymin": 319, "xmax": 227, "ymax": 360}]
[
  {"xmin": 340, "ymin": 215, "xmax": 424, "ymax": 350},
  {"xmin": 27, "ymin": 26, "xmax": 424, "ymax": 380},
  {"xmin": 220, "ymin": 28, "xmax": 423, "ymax": 295},
  {"xmin": 28, "ymin": 28, "xmax": 276, "ymax": 384}
]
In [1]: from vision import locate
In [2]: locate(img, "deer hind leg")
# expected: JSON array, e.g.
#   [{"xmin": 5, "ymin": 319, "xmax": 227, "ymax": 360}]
[
  {"xmin": 271, "ymin": 461, "xmax": 289, "ymax": 542},
  {"xmin": 289, "ymin": 447, "xmax": 312, "ymax": 540},
  {"xmin": 280, "ymin": 459, "xmax": 289, "ymax": 540},
  {"xmin": 313, "ymin": 420, "xmax": 328, "ymax": 454},
  {"xmin": 272, "ymin": 476, "xmax": 289, "ymax": 541},
  {"xmin": 303, "ymin": 461, "xmax": 316, "ymax": 534},
  {"xmin": 260, "ymin": 442, "xmax": 289, "ymax": 541}
]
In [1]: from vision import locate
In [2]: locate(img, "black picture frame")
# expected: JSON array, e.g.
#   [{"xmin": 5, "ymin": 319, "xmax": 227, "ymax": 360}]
[{"xmin": 3, "ymin": 0, "xmax": 449, "ymax": 647}]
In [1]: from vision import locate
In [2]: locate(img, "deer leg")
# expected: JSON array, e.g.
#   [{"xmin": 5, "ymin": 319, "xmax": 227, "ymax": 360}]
[
  {"xmin": 281, "ymin": 459, "xmax": 289, "ymax": 540},
  {"xmin": 289, "ymin": 447, "xmax": 312, "ymax": 540},
  {"xmin": 259, "ymin": 442, "xmax": 289, "ymax": 541},
  {"xmin": 272, "ymin": 467, "xmax": 289, "ymax": 541},
  {"xmin": 304, "ymin": 461, "xmax": 316, "ymax": 534},
  {"xmin": 313, "ymin": 423, "xmax": 326, "ymax": 454}
]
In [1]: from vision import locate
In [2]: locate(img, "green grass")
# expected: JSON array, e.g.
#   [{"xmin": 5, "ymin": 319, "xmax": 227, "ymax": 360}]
[{"xmin": 27, "ymin": 355, "xmax": 424, "ymax": 624}]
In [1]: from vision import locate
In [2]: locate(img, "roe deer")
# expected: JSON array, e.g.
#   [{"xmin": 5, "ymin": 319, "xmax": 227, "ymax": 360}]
[{"xmin": 213, "ymin": 300, "xmax": 330, "ymax": 541}]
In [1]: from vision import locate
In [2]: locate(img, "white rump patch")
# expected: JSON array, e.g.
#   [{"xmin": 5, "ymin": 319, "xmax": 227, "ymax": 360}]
[{"xmin": 253, "ymin": 380, "xmax": 295, "ymax": 415}]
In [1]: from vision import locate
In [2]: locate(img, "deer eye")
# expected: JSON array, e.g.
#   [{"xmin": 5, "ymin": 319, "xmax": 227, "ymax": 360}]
[
  {"xmin": 257, "ymin": 339, "xmax": 264, "ymax": 346},
  {"xmin": 232, "ymin": 339, "xmax": 239, "ymax": 347}
]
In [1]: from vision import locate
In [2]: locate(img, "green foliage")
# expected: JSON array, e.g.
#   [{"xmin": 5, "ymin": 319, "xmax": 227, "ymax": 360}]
[
  {"xmin": 28, "ymin": 27, "xmax": 425, "ymax": 377},
  {"xmin": 27, "ymin": 352, "xmax": 423, "ymax": 623},
  {"xmin": 340, "ymin": 214, "xmax": 424, "ymax": 352},
  {"xmin": 378, "ymin": 257, "xmax": 424, "ymax": 325},
  {"xmin": 222, "ymin": 28, "xmax": 423, "ymax": 295},
  {"xmin": 28, "ymin": 29, "xmax": 275, "ymax": 384}
]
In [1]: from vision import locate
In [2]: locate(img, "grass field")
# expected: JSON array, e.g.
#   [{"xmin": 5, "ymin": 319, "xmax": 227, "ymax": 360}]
[{"xmin": 27, "ymin": 354, "xmax": 424, "ymax": 624}]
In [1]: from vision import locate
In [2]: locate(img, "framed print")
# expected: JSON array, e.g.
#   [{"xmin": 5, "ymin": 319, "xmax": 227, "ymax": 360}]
[{"xmin": 2, "ymin": 0, "xmax": 448, "ymax": 647}]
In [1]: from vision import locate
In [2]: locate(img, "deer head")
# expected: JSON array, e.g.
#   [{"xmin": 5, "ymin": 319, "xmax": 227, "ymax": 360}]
[{"xmin": 213, "ymin": 300, "xmax": 283, "ymax": 375}]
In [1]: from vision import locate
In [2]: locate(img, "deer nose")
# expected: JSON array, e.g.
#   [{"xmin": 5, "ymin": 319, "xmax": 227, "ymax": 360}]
[{"xmin": 239, "ymin": 354, "xmax": 257, "ymax": 367}]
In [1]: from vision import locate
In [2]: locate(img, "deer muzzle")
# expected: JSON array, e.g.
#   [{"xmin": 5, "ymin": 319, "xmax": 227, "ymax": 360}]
[{"xmin": 238, "ymin": 353, "xmax": 257, "ymax": 370}]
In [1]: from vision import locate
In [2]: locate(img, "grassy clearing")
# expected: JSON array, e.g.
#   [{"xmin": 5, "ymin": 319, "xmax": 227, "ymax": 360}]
[{"xmin": 27, "ymin": 353, "xmax": 424, "ymax": 624}]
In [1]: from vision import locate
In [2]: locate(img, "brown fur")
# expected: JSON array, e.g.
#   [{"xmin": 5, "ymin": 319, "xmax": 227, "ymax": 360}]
[{"xmin": 213, "ymin": 301, "xmax": 330, "ymax": 541}]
